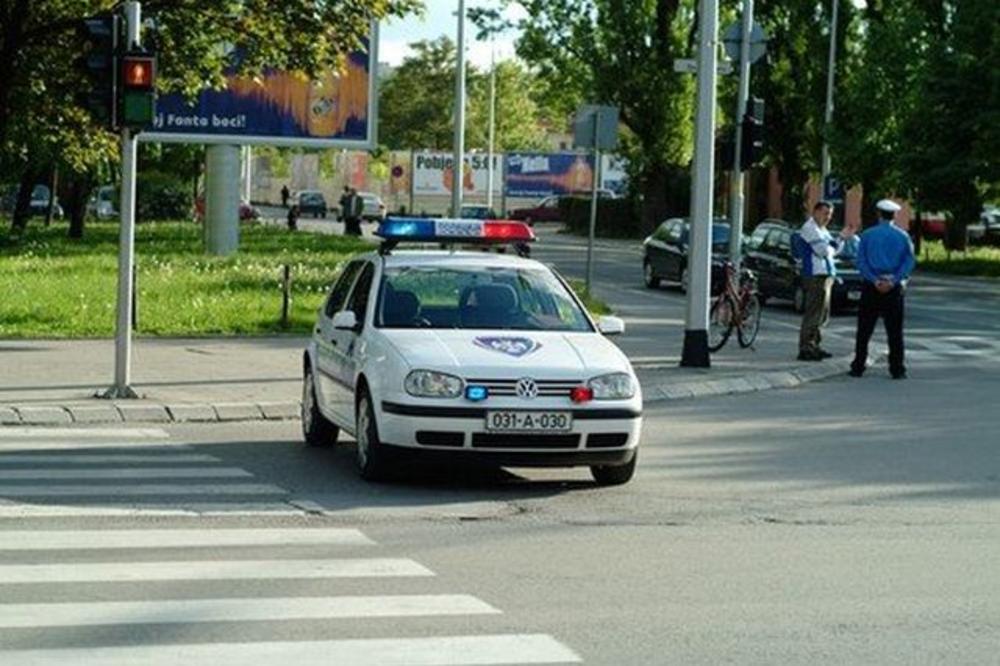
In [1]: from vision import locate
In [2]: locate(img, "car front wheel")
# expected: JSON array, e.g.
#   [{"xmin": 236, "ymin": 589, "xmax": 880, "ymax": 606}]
[
  {"xmin": 643, "ymin": 260, "xmax": 660, "ymax": 289},
  {"xmin": 591, "ymin": 453, "xmax": 637, "ymax": 486},
  {"xmin": 302, "ymin": 365, "xmax": 339, "ymax": 447},
  {"xmin": 356, "ymin": 392, "xmax": 390, "ymax": 481}
]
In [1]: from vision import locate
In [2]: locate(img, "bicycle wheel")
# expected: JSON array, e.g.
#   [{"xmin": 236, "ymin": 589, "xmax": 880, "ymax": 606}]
[
  {"xmin": 708, "ymin": 294, "xmax": 735, "ymax": 352},
  {"xmin": 737, "ymin": 292, "xmax": 762, "ymax": 348}
]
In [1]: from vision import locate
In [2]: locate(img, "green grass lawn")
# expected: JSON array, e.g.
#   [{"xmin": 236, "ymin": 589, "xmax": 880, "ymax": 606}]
[
  {"xmin": 0, "ymin": 221, "xmax": 371, "ymax": 337},
  {"xmin": 0, "ymin": 220, "xmax": 611, "ymax": 338},
  {"xmin": 919, "ymin": 239, "xmax": 1000, "ymax": 278}
]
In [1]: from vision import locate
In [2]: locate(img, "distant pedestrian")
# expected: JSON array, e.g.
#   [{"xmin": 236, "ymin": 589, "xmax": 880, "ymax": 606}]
[
  {"xmin": 338, "ymin": 186, "xmax": 351, "ymax": 223},
  {"xmin": 344, "ymin": 188, "xmax": 363, "ymax": 237},
  {"xmin": 796, "ymin": 201, "xmax": 854, "ymax": 361},
  {"xmin": 286, "ymin": 204, "xmax": 299, "ymax": 231},
  {"xmin": 849, "ymin": 199, "xmax": 916, "ymax": 379},
  {"xmin": 281, "ymin": 184, "xmax": 290, "ymax": 208}
]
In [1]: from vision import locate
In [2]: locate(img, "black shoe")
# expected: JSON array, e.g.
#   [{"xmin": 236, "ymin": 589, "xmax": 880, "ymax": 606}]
[
  {"xmin": 848, "ymin": 367, "xmax": 864, "ymax": 378},
  {"xmin": 816, "ymin": 349, "xmax": 834, "ymax": 359},
  {"xmin": 798, "ymin": 351, "xmax": 822, "ymax": 362},
  {"xmin": 891, "ymin": 370, "xmax": 907, "ymax": 380}
]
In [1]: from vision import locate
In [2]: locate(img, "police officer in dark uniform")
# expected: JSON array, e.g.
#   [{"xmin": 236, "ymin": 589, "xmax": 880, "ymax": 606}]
[{"xmin": 849, "ymin": 199, "xmax": 916, "ymax": 379}]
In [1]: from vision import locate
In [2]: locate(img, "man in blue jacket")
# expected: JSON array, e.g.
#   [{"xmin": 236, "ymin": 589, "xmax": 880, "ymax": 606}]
[{"xmin": 849, "ymin": 199, "xmax": 916, "ymax": 379}]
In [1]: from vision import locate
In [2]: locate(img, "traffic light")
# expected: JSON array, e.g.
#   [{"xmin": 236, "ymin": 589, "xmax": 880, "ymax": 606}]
[
  {"xmin": 740, "ymin": 97, "xmax": 765, "ymax": 171},
  {"xmin": 75, "ymin": 14, "xmax": 119, "ymax": 128},
  {"xmin": 119, "ymin": 52, "xmax": 156, "ymax": 129}
]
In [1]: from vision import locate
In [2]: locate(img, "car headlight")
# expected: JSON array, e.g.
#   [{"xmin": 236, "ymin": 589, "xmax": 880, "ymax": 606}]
[
  {"xmin": 588, "ymin": 372, "xmax": 636, "ymax": 400},
  {"xmin": 405, "ymin": 370, "xmax": 464, "ymax": 398}
]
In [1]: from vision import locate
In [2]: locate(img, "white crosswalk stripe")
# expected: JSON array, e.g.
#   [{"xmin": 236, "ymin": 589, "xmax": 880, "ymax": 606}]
[
  {"xmin": 0, "ymin": 528, "xmax": 373, "ymax": 550},
  {"xmin": 0, "ymin": 467, "xmax": 254, "ymax": 480}
]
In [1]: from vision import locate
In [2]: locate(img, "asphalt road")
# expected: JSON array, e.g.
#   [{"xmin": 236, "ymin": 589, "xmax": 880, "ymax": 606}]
[{"xmin": 2, "ymin": 221, "xmax": 998, "ymax": 664}]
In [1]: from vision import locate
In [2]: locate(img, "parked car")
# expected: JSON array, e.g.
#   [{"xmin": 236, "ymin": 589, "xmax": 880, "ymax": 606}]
[
  {"xmin": 296, "ymin": 190, "xmax": 328, "ymax": 218},
  {"xmin": 642, "ymin": 217, "xmax": 731, "ymax": 293},
  {"xmin": 357, "ymin": 191, "xmax": 387, "ymax": 222},
  {"xmin": 967, "ymin": 206, "xmax": 1000, "ymax": 244},
  {"xmin": 29, "ymin": 185, "xmax": 63, "ymax": 219},
  {"xmin": 509, "ymin": 195, "xmax": 563, "ymax": 224},
  {"xmin": 743, "ymin": 220, "xmax": 864, "ymax": 313},
  {"xmin": 87, "ymin": 185, "xmax": 117, "ymax": 219},
  {"xmin": 920, "ymin": 211, "xmax": 947, "ymax": 239},
  {"xmin": 459, "ymin": 204, "xmax": 499, "ymax": 220},
  {"xmin": 194, "ymin": 197, "xmax": 261, "ymax": 222}
]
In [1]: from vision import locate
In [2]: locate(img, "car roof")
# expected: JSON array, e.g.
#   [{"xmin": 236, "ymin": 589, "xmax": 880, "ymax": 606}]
[{"xmin": 375, "ymin": 250, "xmax": 546, "ymax": 271}]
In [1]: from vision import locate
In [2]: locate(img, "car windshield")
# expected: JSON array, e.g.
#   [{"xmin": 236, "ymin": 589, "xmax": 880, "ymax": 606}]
[
  {"xmin": 682, "ymin": 224, "xmax": 730, "ymax": 252},
  {"xmin": 377, "ymin": 265, "xmax": 593, "ymax": 331},
  {"xmin": 301, "ymin": 193, "xmax": 323, "ymax": 203}
]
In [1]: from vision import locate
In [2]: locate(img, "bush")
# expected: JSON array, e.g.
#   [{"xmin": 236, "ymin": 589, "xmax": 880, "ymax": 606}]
[
  {"xmin": 560, "ymin": 196, "xmax": 643, "ymax": 239},
  {"xmin": 136, "ymin": 171, "xmax": 190, "ymax": 221}
]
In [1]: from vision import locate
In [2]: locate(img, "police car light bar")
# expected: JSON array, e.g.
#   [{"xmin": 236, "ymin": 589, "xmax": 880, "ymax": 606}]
[{"xmin": 376, "ymin": 218, "xmax": 536, "ymax": 245}]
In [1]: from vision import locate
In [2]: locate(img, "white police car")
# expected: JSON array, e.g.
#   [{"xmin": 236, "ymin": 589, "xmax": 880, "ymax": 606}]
[{"xmin": 302, "ymin": 218, "xmax": 642, "ymax": 484}]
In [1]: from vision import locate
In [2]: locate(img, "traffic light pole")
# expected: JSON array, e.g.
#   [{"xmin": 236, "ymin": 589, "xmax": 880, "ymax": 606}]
[
  {"xmin": 104, "ymin": 0, "xmax": 141, "ymax": 399},
  {"xmin": 728, "ymin": 0, "xmax": 754, "ymax": 272},
  {"xmin": 680, "ymin": 0, "xmax": 719, "ymax": 369}
]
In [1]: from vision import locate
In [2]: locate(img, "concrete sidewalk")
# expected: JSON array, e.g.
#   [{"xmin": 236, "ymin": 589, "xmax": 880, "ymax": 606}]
[{"xmin": 0, "ymin": 334, "xmax": 864, "ymax": 426}]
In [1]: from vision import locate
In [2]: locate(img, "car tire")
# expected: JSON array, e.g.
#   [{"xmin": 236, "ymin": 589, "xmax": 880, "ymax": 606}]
[
  {"xmin": 643, "ymin": 261, "xmax": 660, "ymax": 289},
  {"xmin": 591, "ymin": 453, "xmax": 637, "ymax": 486},
  {"xmin": 793, "ymin": 285, "xmax": 806, "ymax": 314},
  {"xmin": 356, "ymin": 391, "xmax": 391, "ymax": 482},
  {"xmin": 302, "ymin": 365, "xmax": 339, "ymax": 447}
]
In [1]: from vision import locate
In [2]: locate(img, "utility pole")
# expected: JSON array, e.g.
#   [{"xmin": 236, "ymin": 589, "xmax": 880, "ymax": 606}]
[
  {"xmin": 585, "ymin": 110, "xmax": 602, "ymax": 294},
  {"xmin": 728, "ymin": 0, "xmax": 754, "ymax": 271},
  {"xmin": 680, "ymin": 0, "xmax": 719, "ymax": 369},
  {"xmin": 486, "ymin": 41, "xmax": 497, "ymax": 211},
  {"xmin": 105, "ymin": 0, "xmax": 142, "ymax": 399},
  {"xmin": 452, "ymin": 0, "xmax": 467, "ymax": 217},
  {"xmin": 821, "ymin": 0, "xmax": 839, "ymax": 188}
]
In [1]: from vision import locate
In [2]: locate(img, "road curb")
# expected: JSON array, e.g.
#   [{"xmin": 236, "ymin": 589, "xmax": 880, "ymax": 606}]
[{"xmin": 0, "ymin": 356, "xmax": 874, "ymax": 426}]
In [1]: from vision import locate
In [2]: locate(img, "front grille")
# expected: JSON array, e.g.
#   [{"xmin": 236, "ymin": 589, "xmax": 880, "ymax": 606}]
[
  {"xmin": 586, "ymin": 433, "xmax": 630, "ymax": 448},
  {"xmin": 465, "ymin": 378, "xmax": 583, "ymax": 397},
  {"xmin": 471, "ymin": 433, "xmax": 581, "ymax": 449},
  {"xmin": 416, "ymin": 431, "xmax": 464, "ymax": 447}
]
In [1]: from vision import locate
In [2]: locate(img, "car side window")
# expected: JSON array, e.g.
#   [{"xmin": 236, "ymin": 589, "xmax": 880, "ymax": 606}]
[
  {"xmin": 324, "ymin": 261, "xmax": 363, "ymax": 317},
  {"xmin": 773, "ymin": 230, "xmax": 792, "ymax": 254},
  {"xmin": 346, "ymin": 263, "xmax": 376, "ymax": 330},
  {"xmin": 747, "ymin": 227, "xmax": 769, "ymax": 250},
  {"xmin": 542, "ymin": 197, "xmax": 557, "ymax": 209}
]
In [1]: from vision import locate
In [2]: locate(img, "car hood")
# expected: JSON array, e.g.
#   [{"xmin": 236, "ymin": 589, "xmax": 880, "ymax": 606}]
[{"xmin": 379, "ymin": 329, "xmax": 632, "ymax": 379}]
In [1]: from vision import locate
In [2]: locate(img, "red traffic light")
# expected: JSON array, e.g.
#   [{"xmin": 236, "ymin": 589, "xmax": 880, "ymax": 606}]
[{"xmin": 122, "ymin": 55, "xmax": 155, "ymax": 90}]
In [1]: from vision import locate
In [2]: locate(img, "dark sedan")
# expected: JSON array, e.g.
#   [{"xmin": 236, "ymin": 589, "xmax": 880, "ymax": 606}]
[
  {"xmin": 744, "ymin": 220, "xmax": 863, "ymax": 313},
  {"xmin": 642, "ymin": 217, "xmax": 731, "ymax": 293}
]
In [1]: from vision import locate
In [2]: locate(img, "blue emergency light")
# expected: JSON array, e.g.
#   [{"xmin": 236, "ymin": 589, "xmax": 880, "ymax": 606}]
[{"xmin": 376, "ymin": 217, "xmax": 536, "ymax": 244}]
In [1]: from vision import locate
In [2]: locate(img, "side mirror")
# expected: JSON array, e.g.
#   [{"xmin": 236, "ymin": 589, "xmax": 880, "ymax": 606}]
[
  {"xmin": 331, "ymin": 310, "xmax": 359, "ymax": 331},
  {"xmin": 597, "ymin": 316, "xmax": 626, "ymax": 336}
]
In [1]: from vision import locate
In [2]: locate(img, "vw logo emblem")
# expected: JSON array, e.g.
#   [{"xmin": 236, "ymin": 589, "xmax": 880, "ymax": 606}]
[{"xmin": 515, "ymin": 378, "xmax": 539, "ymax": 399}]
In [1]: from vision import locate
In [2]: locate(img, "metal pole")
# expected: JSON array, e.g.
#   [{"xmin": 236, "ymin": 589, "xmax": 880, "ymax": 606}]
[
  {"xmin": 242, "ymin": 146, "xmax": 253, "ymax": 203},
  {"xmin": 486, "ymin": 42, "xmax": 496, "ymax": 211},
  {"xmin": 821, "ymin": 0, "xmax": 839, "ymax": 188},
  {"xmin": 452, "ymin": 0, "xmax": 467, "ymax": 217},
  {"xmin": 105, "ymin": 0, "xmax": 141, "ymax": 399},
  {"xmin": 204, "ymin": 145, "xmax": 240, "ymax": 255},
  {"xmin": 586, "ymin": 111, "xmax": 601, "ymax": 294},
  {"xmin": 680, "ymin": 0, "xmax": 719, "ymax": 368},
  {"xmin": 728, "ymin": 0, "xmax": 754, "ymax": 271}
]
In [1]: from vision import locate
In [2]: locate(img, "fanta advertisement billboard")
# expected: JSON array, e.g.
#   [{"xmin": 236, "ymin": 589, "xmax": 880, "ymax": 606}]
[
  {"xmin": 412, "ymin": 152, "xmax": 503, "ymax": 196},
  {"xmin": 143, "ymin": 32, "xmax": 377, "ymax": 148}
]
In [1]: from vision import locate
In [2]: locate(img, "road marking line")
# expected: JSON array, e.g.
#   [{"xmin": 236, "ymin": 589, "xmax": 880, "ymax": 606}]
[
  {"xmin": 0, "ymin": 595, "xmax": 499, "ymax": 628},
  {"xmin": 0, "ymin": 635, "xmax": 581, "ymax": 665},
  {"xmin": 0, "ymin": 467, "xmax": 253, "ymax": 480},
  {"xmin": 0, "ymin": 503, "xmax": 308, "ymax": 518},
  {"xmin": 0, "ymin": 483, "xmax": 286, "ymax": 497},
  {"xmin": 0, "ymin": 558, "xmax": 433, "ymax": 583},
  {"xmin": 0, "ymin": 528, "xmax": 373, "ymax": 550},
  {"xmin": 0, "ymin": 453, "xmax": 220, "ymax": 465},
  {"xmin": 0, "ymin": 427, "xmax": 169, "ymax": 439}
]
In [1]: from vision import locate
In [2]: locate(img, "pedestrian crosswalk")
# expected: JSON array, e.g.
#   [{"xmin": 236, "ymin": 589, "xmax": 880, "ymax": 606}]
[{"xmin": 0, "ymin": 427, "xmax": 582, "ymax": 664}]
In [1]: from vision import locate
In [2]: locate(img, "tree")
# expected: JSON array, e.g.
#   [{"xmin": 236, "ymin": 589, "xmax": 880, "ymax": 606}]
[
  {"xmin": 498, "ymin": 0, "xmax": 697, "ymax": 232},
  {"xmin": 378, "ymin": 37, "xmax": 549, "ymax": 151},
  {"xmin": 0, "ymin": 0, "xmax": 419, "ymax": 234}
]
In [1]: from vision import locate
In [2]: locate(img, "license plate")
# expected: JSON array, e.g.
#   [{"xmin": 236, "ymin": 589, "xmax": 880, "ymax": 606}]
[
  {"xmin": 847, "ymin": 290, "xmax": 861, "ymax": 301},
  {"xmin": 485, "ymin": 411, "xmax": 572, "ymax": 433}
]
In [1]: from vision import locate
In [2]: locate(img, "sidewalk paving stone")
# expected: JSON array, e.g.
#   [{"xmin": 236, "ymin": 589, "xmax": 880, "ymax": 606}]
[
  {"xmin": 165, "ymin": 404, "xmax": 218, "ymax": 423},
  {"xmin": 258, "ymin": 401, "xmax": 300, "ymax": 420},
  {"xmin": 213, "ymin": 402, "xmax": 263, "ymax": 422},
  {"xmin": 0, "ymin": 407, "xmax": 21, "ymax": 425},
  {"xmin": 17, "ymin": 406, "xmax": 72, "ymax": 425},
  {"xmin": 67, "ymin": 404, "xmax": 122, "ymax": 424},
  {"xmin": 116, "ymin": 403, "xmax": 171, "ymax": 423}
]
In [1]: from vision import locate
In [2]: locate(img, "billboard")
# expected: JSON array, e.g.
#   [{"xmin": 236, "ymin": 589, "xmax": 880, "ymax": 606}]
[
  {"xmin": 505, "ymin": 152, "xmax": 628, "ymax": 198},
  {"xmin": 142, "ymin": 30, "xmax": 378, "ymax": 148},
  {"xmin": 412, "ymin": 152, "xmax": 503, "ymax": 196}
]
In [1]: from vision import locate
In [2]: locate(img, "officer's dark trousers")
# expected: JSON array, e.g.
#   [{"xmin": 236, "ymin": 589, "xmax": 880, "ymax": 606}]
[{"xmin": 851, "ymin": 282, "xmax": 905, "ymax": 375}]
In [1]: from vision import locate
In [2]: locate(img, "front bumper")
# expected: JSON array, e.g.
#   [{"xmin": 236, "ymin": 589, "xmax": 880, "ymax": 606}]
[{"xmin": 376, "ymin": 400, "xmax": 643, "ymax": 468}]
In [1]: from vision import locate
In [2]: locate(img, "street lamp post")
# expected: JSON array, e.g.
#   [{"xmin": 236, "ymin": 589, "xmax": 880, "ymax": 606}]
[
  {"xmin": 821, "ymin": 0, "xmax": 839, "ymax": 188},
  {"xmin": 486, "ymin": 41, "xmax": 496, "ymax": 211},
  {"xmin": 452, "ymin": 0, "xmax": 468, "ymax": 217}
]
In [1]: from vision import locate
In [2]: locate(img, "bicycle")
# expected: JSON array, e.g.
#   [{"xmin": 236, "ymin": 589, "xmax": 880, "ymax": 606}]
[{"xmin": 708, "ymin": 261, "xmax": 762, "ymax": 352}]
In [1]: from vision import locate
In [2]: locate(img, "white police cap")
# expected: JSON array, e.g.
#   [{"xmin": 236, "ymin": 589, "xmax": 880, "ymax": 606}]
[{"xmin": 876, "ymin": 199, "xmax": 902, "ymax": 213}]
